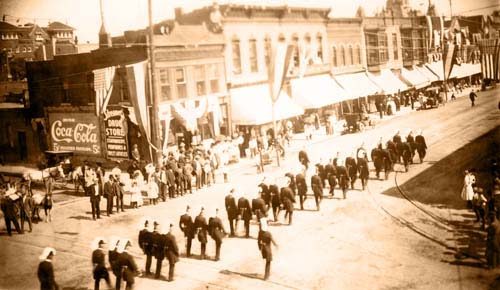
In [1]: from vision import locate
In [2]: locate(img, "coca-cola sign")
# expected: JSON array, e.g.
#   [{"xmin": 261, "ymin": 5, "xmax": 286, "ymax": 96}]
[{"xmin": 48, "ymin": 113, "xmax": 102, "ymax": 156}]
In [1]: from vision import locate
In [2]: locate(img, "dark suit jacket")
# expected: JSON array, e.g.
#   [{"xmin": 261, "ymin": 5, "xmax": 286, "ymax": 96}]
[
  {"xmin": 151, "ymin": 231, "xmax": 165, "ymax": 259},
  {"xmin": 257, "ymin": 230, "xmax": 275, "ymax": 262},
  {"xmin": 117, "ymin": 251, "xmax": 138, "ymax": 283},
  {"xmin": 38, "ymin": 260, "xmax": 58, "ymax": 290},
  {"xmin": 208, "ymin": 217, "xmax": 225, "ymax": 242},
  {"xmin": 179, "ymin": 214, "xmax": 195, "ymax": 238},
  {"xmin": 296, "ymin": 174, "xmax": 307, "ymax": 195},
  {"xmin": 165, "ymin": 232, "xmax": 179, "ymax": 263},
  {"xmin": 104, "ymin": 181, "xmax": 114, "ymax": 198},
  {"xmin": 237, "ymin": 197, "xmax": 252, "ymax": 220},
  {"xmin": 225, "ymin": 195, "xmax": 238, "ymax": 220},
  {"xmin": 194, "ymin": 215, "xmax": 208, "ymax": 243},
  {"xmin": 280, "ymin": 187, "xmax": 295, "ymax": 211}
]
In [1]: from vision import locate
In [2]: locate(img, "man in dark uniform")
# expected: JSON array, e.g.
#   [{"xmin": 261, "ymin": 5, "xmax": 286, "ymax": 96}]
[
  {"xmin": 314, "ymin": 163, "xmax": 326, "ymax": 188},
  {"xmin": 108, "ymin": 237, "xmax": 120, "ymax": 290},
  {"xmin": 37, "ymin": 247, "xmax": 58, "ymax": 290},
  {"xmin": 252, "ymin": 192, "xmax": 267, "ymax": 220},
  {"xmin": 92, "ymin": 238, "xmax": 111, "ymax": 290},
  {"xmin": 208, "ymin": 209, "xmax": 226, "ymax": 261},
  {"xmin": 117, "ymin": 239, "xmax": 140, "ymax": 290},
  {"xmin": 225, "ymin": 189, "xmax": 238, "ymax": 236},
  {"xmin": 357, "ymin": 153, "xmax": 370, "ymax": 190},
  {"xmin": 258, "ymin": 180, "xmax": 271, "ymax": 211},
  {"xmin": 270, "ymin": 183, "xmax": 281, "ymax": 222},
  {"xmin": 257, "ymin": 219, "xmax": 278, "ymax": 280},
  {"xmin": 406, "ymin": 131, "xmax": 416, "ymax": 162},
  {"xmin": 392, "ymin": 131, "xmax": 402, "ymax": 163},
  {"xmin": 381, "ymin": 148, "xmax": 393, "ymax": 180},
  {"xmin": 179, "ymin": 206, "xmax": 194, "ymax": 257},
  {"xmin": 326, "ymin": 161, "xmax": 337, "ymax": 196},
  {"xmin": 285, "ymin": 172, "xmax": 297, "ymax": 197},
  {"xmin": 1, "ymin": 192, "xmax": 22, "ymax": 235},
  {"xmin": 295, "ymin": 171, "xmax": 307, "ymax": 210},
  {"xmin": 371, "ymin": 147, "xmax": 383, "ymax": 179},
  {"xmin": 194, "ymin": 207, "xmax": 208, "ymax": 259},
  {"xmin": 138, "ymin": 219, "xmax": 153, "ymax": 275},
  {"xmin": 401, "ymin": 141, "xmax": 413, "ymax": 172},
  {"xmin": 415, "ymin": 130, "xmax": 427, "ymax": 163},
  {"xmin": 345, "ymin": 156, "xmax": 358, "ymax": 190},
  {"xmin": 164, "ymin": 223, "xmax": 179, "ymax": 281},
  {"xmin": 469, "ymin": 89, "xmax": 477, "ymax": 106},
  {"xmin": 18, "ymin": 186, "xmax": 33, "ymax": 232},
  {"xmin": 237, "ymin": 195, "xmax": 252, "ymax": 238},
  {"xmin": 151, "ymin": 222, "xmax": 165, "ymax": 279},
  {"xmin": 311, "ymin": 168, "xmax": 323, "ymax": 211},
  {"xmin": 280, "ymin": 179, "xmax": 295, "ymax": 225}
]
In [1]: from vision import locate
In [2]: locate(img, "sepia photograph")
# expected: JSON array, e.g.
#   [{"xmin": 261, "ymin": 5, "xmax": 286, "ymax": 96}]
[{"xmin": 0, "ymin": 0, "xmax": 499, "ymax": 289}]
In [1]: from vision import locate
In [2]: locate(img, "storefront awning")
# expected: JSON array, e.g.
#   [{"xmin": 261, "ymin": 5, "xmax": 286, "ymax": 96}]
[
  {"xmin": 400, "ymin": 67, "xmax": 431, "ymax": 89},
  {"xmin": 230, "ymin": 84, "xmax": 304, "ymax": 126},
  {"xmin": 425, "ymin": 61, "xmax": 445, "ymax": 81},
  {"xmin": 367, "ymin": 69, "xmax": 409, "ymax": 95},
  {"xmin": 449, "ymin": 63, "xmax": 482, "ymax": 79},
  {"xmin": 415, "ymin": 65, "xmax": 439, "ymax": 83},
  {"xmin": 334, "ymin": 71, "xmax": 381, "ymax": 99},
  {"xmin": 290, "ymin": 74, "xmax": 347, "ymax": 109}
]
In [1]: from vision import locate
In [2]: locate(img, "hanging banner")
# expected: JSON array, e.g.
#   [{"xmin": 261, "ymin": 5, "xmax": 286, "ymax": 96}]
[
  {"xmin": 49, "ymin": 112, "xmax": 101, "ymax": 155},
  {"xmin": 104, "ymin": 107, "xmax": 129, "ymax": 160}
]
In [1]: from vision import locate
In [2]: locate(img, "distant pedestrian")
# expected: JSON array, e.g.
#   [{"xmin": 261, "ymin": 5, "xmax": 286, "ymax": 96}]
[
  {"xmin": 18, "ymin": 185, "xmax": 33, "ymax": 232},
  {"xmin": 1, "ymin": 188, "xmax": 23, "ymax": 235},
  {"xmin": 469, "ymin": 90, "xmax": 477, "ymax": 107},
  {"xmin": 37, "ymin": 247, "xmax": 58, "ymax": 290},
  {"xmin": 91, "ymin": 238, "xmax": 111, "ymax": 290},
  {"xmin": 461, "ymin": 170, "xmax": 476, "ymax": 207},
  {"xmin": 415, "ymin": 130, "xmax": 427, "ymax": 163},
  {"xmin": 257, "ymin": 218, "xmax": 278, "ymax": 281},
  {"xmin": 104, "ymin": 175, "xmax": 115, "ymax": 216}
]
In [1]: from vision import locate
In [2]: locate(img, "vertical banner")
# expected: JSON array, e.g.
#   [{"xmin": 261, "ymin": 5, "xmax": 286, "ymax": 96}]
[
  {"xmin": 268, "ymin": 42, "xmax": 294, "ymax": 102},
  {"xmin": 442, "ymin": 44, "xmax": 456, "ymax": 80},
  {"xmin": 126, "ymin": 61, "xmax": 150, "ymax": 142},
  {"xmin": 104, "ymin": 107, "xmax": 129, "ymax": 160}
]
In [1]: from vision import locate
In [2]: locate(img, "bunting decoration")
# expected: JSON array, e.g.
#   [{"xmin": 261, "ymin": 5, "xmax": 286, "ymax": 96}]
[{"xmin": 93, "ymin": 66, "xmax": 116, "ymax": 116}]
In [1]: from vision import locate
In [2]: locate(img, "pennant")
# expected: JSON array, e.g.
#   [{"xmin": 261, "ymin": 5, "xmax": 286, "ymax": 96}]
[{"xmin": 442, "ymin": 44, "xmax": 456, "ymax": 80}]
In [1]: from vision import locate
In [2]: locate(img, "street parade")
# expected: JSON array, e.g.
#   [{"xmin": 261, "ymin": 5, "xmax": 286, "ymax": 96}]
[{"xmin": 1, "ymin": 0, "xmax": 500, "ymax": 289}]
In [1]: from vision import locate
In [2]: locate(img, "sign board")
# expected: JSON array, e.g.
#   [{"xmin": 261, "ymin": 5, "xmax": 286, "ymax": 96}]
[
  {"xmin": 49, "ymin": 112, "xmax": 102, "ymax": 155},
  {"xmin": 104, "ymin": 107, "xmax": 129, "ymax": 160}
]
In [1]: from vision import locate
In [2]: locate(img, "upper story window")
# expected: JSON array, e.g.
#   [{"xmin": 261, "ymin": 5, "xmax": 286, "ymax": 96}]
[
  {"xmin": 379, "ymin": 33, "xmax": 388, "ymax": 63},
  {"xmin": 264, "ymin": 36, "xmax": 272, "ymax": 68},
  {"xmin": 249, "ymin": 38, "xmax": 258, "ymax": 73},
  {"xmin": 158, "ymin": 68, "xmax": 171, "ymax": 101},
  {"xmin": 231, "ymin": 37, "xmax": 242, "ymax": 75},
  {"xmin": 291, "ymin": 34, "xmax": 300, "ymax": 68},
  {"xmin": 316, "ymin": 34, "xmax": 323, "ymax": 62},
  {"xmin": 195, "ymin": 65, "xmax": 206, "ymax": 96},
  {"xmin": 175, "ymin": 68, "xmax": 187, "ymax": 99},
  {"xmin": 366, "ymin": 32, "xmax": 379, "ymax": 65},
  {"xmin": 340, "ymin": 46, "xmax": 346, "ymax": 67},
  {"xmin": 348, "ymin": 45, "xmax": 354, "ymax": 66},
  {"xmin": 392, "ymin": 33, "xmax": 398, "ymax": 60},
  {"xmin": 332, "ymin": 46, "xmax": 337, "ymax": 67},
  {"xmin": 208, "ymin": 63, "xmax": 221, "ymax": 94}
]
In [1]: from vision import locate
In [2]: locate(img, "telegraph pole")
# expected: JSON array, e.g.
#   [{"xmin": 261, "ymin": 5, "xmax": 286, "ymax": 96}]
[{"xmin": 148, "ymin": 0, "xmax": 162, "ymax": 166}]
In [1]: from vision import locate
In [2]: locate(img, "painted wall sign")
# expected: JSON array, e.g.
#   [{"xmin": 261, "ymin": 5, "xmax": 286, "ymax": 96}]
[
  {"xmin": 104, "ymin": 107, "xmax": 129, "ymax": 160},
  {"xmin": 49, "ymin": 112, "xmax": 102, "ymax": 155}
]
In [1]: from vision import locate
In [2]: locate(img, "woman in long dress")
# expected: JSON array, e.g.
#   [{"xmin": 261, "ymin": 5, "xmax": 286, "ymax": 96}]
[{"xmin": 461, "ymin": 170, "xmax": 476, "ymax": 207}]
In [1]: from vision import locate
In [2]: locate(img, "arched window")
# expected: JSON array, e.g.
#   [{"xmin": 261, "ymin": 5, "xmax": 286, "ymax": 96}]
[
  {"xmin": 332, "ymin": 46, "xmax": 337, "ymax": 67},
  {"xmin": 340, "ymin": 46, "xmax": 346, "ymax": 67},
  {"xmin": 231, "ymin": 37, "xmax": 242, "ymax": 74},
  {"xmin": 316, "ymin": 33, "xmax": 323, "ymax": 61},
  {"xmin": 349, "ymin": 45, "xmax": 354, "ymax": 66},
  {"xmin": 249, "ymin": 38, "xmax": 258, "ymax": 72}
]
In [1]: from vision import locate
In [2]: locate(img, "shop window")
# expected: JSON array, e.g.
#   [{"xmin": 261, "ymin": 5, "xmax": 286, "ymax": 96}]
[
  {"xmin": 231, "ymin": 37, "xmax": 242, "ymax": 75},
  {"xmin": 175, "ymin": 68, "xmax": 187, "ymax": 99},
  {"xmin": 158, "ymin": 68, "xmax": 171, "ymax": 101},
  {"xmin": 208, "ymin": 63, "xmax": 220, "ymax": 94},
  {"xmin": 195, "ymin": 65, "xmax": 206, "ymax": 96}
]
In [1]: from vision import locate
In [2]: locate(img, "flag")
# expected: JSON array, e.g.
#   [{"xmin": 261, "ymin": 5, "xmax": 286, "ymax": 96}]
[
  {"xmin": 268, "ymin": 42, "xmax": 294, "ymax": 103},
  {"xmin": 125, "ymin": 61, "xmax": 150, "ymax": 145},
  {"xmin": 93, "ymin": 66, "xmax": 115, "ymax": 116},
  {"xmin": 442, "ymin": 44, "xmax": 457, "ymax": 80},
  {"xmin": 479, "ymin": 38, "xmax": 500, "ymax": 81}
]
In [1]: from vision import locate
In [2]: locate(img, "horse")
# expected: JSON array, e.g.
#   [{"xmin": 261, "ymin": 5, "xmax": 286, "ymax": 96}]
[{"xmin": 345, "ymin": 157, "xmax": 358, "ymax": 190}]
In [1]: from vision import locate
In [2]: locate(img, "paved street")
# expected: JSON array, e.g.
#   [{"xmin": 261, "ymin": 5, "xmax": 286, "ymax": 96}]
[{"xmin": 1, "ymin": 88, "xmax": 499, "ymax": 290}]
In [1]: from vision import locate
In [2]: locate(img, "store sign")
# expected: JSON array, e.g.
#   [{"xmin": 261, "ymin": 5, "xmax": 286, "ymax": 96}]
[
  {"xmin": 49, "ymin": 113, "xmax": 102, "ymax": 155},
  {"xmin": 104, "ymin": 107, "xmax": 129, "ymax": 160}
]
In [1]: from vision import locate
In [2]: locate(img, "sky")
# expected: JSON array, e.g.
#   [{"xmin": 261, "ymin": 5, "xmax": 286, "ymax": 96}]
[{"xmin": 1, "ymin": 0, "xmax": 498, "ymax": 43}]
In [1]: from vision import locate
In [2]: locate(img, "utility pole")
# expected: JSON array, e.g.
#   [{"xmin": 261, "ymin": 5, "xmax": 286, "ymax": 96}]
[
  {"xmin": 449, "ymin": 0, "xmax": 453, "ymax": 17},
  {"xmin": 148, "ymin": 0, "xmax": 162, "ymax": 167}
]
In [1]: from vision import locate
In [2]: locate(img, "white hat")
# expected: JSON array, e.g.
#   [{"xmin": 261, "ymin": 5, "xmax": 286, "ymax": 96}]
[
  {"xmin": 39, "ymin": 247, "xmax": 56, "ymax": 261},
  {"xmin": 260, "ymin": 217, "xmax": 268, "ymax": 231},
  {"xmin": 111, "ymin": 167, "xmax": 122, "ymax": 176},
  {"xmin": 109, "ymin": 236, "xmax": 120, "ymax": 251},
  {"xmin": 91, "ymin": 237, "xmax": 106, "ymax": 250},
  {"xmin": 117, "ymin": 238, "xmax": 131, "ymax": 253}
]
